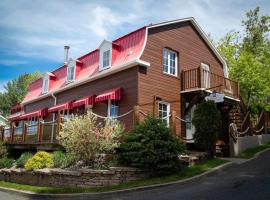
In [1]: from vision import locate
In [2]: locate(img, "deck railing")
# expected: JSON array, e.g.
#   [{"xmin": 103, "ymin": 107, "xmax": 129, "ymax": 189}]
[
  {"xmin": 181, "ymin": 67, "xmax": 239, "ymax": 99},
  {"xmin": 0, "ymin": 117, "xmax": 63, "ymax": 145}
]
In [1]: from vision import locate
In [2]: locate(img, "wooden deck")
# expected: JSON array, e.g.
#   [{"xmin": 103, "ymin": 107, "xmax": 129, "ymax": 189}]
[{"xmin": 181, "ymin": 67, "xmax": 239, "ymax": 99}]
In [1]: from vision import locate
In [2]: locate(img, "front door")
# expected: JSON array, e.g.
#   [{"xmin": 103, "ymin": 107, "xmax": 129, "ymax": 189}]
[
  {"xmin": 185, "ymin": 105, "xmax": 196, "ymax": 143},
  {"xmin": 201, "ymin": 63, "xmax": 210, "ymax": 89}
]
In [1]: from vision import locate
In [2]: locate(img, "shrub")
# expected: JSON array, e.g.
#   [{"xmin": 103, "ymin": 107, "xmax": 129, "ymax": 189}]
[
  {"xmin": 0, "ymin": 157, "xmax": 13, "ymax": 169},
  {"xmin": 0, "ymin": 142, "xmax": 7, "ymax": 158},
  {"xmin": 16, "ymin": 152, "xmax": 33, "ymax": 168},
  {"xmin": 192, "ymin": 101, "xmax": 221, "ymax": 157},
  {"xmin": 59, "ymin": 111, "xmax": 123, "ymax": 168},
  {"xmin": 118, "ymin": 116, "xmax": 186, "ymax": 175},
  {"xmin": 24, "ymin": 151, "xmax": 53, "ymax": 170},
  {"xmin": 53, "ymin": 151, "xmax": 74, "ymax": 168}
]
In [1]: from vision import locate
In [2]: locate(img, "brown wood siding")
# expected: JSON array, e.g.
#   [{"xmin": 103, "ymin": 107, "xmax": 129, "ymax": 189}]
[
  {"xmin": 139, "ymin": 21, "xmax": 224, "ymax": 136},
  {"xmin": 24, "ymin": 67, "xmax": 139, "ymax": 130}
]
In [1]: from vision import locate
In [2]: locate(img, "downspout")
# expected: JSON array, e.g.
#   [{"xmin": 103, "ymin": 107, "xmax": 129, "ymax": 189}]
[{"xmin": 51, "ymin": 93, "xmax": 57, "ymax": 143}]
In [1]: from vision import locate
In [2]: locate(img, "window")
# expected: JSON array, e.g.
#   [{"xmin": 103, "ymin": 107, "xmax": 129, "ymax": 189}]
[
  {"xmin": 42, "ymin": 75, "xmax": 49, "ymax": 94},
  {"xmin": 67, "ymin": 60, "xmax": 76, "ymax": 83},
  {"xmin": 28, "ymin": 117, "xmax": 38, "ymax": 135},
  {"xmin": 103, "ymin": 50, "xmax": 110, "ymax": 69},
  {"xmin": 158, "ymin": 101, "xmax": 170, "ymax": 126},
  {"xmin": 163, "ymin": 48, "xmax": 177, "ymax": 76},
  {"xmin": 108, "ymin": 99, "xmax": 119, "ymax": 118},
  {"xmin": 60, "ymin": 110, "xmax": 72, "ymax": 122}
]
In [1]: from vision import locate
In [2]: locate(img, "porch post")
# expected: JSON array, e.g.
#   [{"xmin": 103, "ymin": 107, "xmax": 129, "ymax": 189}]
[
  {"xmin": 11, "ymin": 122, "xmax": 15, "ymax": 143},
  {"xmin": 0, "ymin": 126, "xmax": 4, "ymax": 142},
  {"xmin": 38, "ymin": 117, "xmax": 43, "ymax": 143},
  {"xmin": 23, "ymin": 121, "xmax": 27, "ymax": 142},
  {"xmin": 197, "ymin": 66, "xmax": 201, "ymax": 88}
]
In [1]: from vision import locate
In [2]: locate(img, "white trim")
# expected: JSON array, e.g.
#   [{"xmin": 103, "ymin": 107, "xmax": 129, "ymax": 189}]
[
  {"xmin": 162, "ymin": 48, "xmax": 178, "ymax": 77},
  {"xmin": 66, "ymin": 59, "xmax": 76, "ymax": 84},
  {"xmin": 22, "ymin": 59, "xmax": 150, "ymax": 105},
  {"xmin": 137, "ymin": 27, "xmax": 148, "ymax": 59},
  {"xmin": 42, "ymin": 74, "xmax": 49, "ymax": 94},
  {"xmin": 147, "ymin": 17, "xmax": 229, "ymax": 78},
  {"xmin": 158, "ymin": 101, "xmax": 170, "ymax": 126}
]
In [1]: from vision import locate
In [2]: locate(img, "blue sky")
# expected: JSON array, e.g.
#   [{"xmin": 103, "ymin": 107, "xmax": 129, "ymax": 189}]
[{"xmin": 0, "ymin": 0, "xmax": 269, "ymax": 92}]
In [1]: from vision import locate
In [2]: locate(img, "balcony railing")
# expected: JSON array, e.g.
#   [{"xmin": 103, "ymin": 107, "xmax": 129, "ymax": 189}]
[{"xmin": 181, "ymin": 67, "xmax": 239, "ymax": 99}]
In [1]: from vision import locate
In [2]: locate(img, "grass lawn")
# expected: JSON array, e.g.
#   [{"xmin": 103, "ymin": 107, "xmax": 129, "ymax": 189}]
[
  {"xmin": 0, "ymin": 158, "xmax": 227, "ymax": 194},
  {"xmin": 238, "ymin": 142, "xmax": 270, "ymax": 159}
]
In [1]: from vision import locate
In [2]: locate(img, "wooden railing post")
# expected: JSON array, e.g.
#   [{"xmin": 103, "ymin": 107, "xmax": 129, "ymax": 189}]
[
  {"xmin": 11, "ymin": 123, "xmax": 15, "ymax": 143},
  {"xmin": 197, "ymin": 67, "xmax": 201, "ymax": 88},
  {"xmin": 133, "ymin": 105, "xmax": 139, "ymax": 126},
  {"xmin": 0, "ymin": 126, "xmax": 4, "ymax": 142},
  {"xmin": 171, "ymin": 110, "xmax": 177, "ymax": 135},
  {"xmin": 38, "ymin": 118, "xmax": 43, "ymax": 143},
  {"xmin": 23, "ymin": 122, "xmax": 27, "ymax": 142}
]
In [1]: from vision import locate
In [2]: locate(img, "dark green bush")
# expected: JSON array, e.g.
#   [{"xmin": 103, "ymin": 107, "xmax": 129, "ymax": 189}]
[
  {"xmin": 53, "ymin": 151, "xmax": 74, "ymax": 168},
  {"xmin": 0, "ymin": 157, "xmax": 13, "ymax": 169},
  {"xmin": 118, "ymin": 116, "xmax": 185, "ymax": 175},
  {"xmin": 192, "ymin": 101, "xmax": 221, "ymax": 156},
  {"xmin": 16, "ymin": 152, "xmax": 33, "ymax": 168}
]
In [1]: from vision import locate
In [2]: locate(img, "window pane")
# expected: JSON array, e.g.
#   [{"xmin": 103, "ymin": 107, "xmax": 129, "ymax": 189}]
[
  {"xmin": 103, "ymin": 50, "xmax": 110, "ymax": 68},
  {"xmin": 110, "ymin": 100, "xmax": 119, "ymax": 117}
]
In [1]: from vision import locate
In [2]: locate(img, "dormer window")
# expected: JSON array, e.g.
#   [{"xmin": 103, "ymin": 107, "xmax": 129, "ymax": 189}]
[
  {"xmin": 42, "ymin": 75, "xmax": 49, "ymax": 94},
  {"xmin": 103, "ymin": 50, "xmax": 110, "ymax": 68},
  {"xmin": 67, "ymin": 59, "xmax": 76, "ymax": 83},
  {"xmin": 99, "ymin": 40, "xmax": 112, "ymax": 71}
]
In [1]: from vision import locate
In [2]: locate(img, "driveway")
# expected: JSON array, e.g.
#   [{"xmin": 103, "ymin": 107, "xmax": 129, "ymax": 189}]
[{"xmin": 1, "ymin": 149, "xmax": 270, "ymax": 200}]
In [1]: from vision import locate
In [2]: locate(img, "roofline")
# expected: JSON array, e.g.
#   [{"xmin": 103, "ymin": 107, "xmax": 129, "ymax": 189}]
[
  {"xmin": 0, "ymin": 115, "xmax": 8, "ymax": 123},
  {"xmin": 147, "ymin": 17, "xmax": 228, "ymax": 78},
  {"xmin": 22, "ymin": 59, "xmax": 150, "ymax": 105}
]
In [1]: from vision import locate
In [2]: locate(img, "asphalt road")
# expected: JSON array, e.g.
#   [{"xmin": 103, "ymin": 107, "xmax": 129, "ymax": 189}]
[{"xmin": 1, "ymin": 149, "xmax": 270, "ymax": 200}]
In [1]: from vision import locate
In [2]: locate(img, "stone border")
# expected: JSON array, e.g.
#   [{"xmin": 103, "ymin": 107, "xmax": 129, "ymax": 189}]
[
  {"xmin": 0, "ymin": 161, "xmax": 234, "ymax": 199},
  {"xmin": 0, "ymin": 167, "xmax": 147, "ymax": 188}
]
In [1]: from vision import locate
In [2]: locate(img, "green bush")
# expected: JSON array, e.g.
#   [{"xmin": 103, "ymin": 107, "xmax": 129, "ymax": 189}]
[
  {"xmin": 0, "ymin": 142, "xmax": 7, "ymax": 158},
  {"xmin": 119, "ymin": 116, "xmax": 186, "ymax": 175},
  {"xmin": 53, "ymin": 151, "xmax": 74, "ymax": 168},
  {"xmin": 24, "ymin": 151, "xmax": 53, "ymax": 170},
  {"xmin": 192, "ymin": 101, "xmax": 221, "ymax": 157},
  {"xmin": 16, "ymin": 152, "xmax": 33, "ymax": 168},
  {"xmin": 59, "ymin": 111, "xmax": 123, "ymax": 168},
  {"xmin": 0, "ymin": 157, "xmax": 13, "ymax": 169}
]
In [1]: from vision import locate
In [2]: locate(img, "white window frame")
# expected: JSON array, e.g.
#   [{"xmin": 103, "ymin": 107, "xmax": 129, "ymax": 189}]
[
  {"xmin": 102, "ymin": 50, "xmax": 111, "ymax": 69},
  {"xmin": 42, "ymin": 75, "xmax": 49, "ymax": 94},
  {"xmin": 66, "ymin": 59, "xmax": 76, "ymax": 83},
  {"xmin": 158, "ymin": 101, "xmax": 170, "ymax": 126},
  {"xmin": 99, "ymin": 40, "xmax": 112, "ymax": 71},
  {"xmin": 107, "ymin": 99, "xmax": 119, "ymax": 118},
  {"xmin": 162, "ymin": 48, "xmax": 178, "ymax": 76}
]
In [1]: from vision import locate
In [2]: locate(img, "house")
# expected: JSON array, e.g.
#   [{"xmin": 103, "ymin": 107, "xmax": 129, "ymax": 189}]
[{"xmin": 2, "ymin": 18, "xmax": 240, "ymax": 151}]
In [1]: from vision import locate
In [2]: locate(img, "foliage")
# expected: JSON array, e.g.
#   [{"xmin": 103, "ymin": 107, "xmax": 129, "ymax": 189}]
[
  {"xmin": 239, "ymin": 142, "xmax": 270, "ymax": 158},
  {"xmin": 16, "ymin": 152, "xmax": 33, "ymax": 168},
  {"xmin": 24, "ymin": 151, "xmax": 53, "ymax": 170},
  {"xmin": 217, "ymin": 7, "xmax": 270, "ymax": 114},
  {"xmin": 118, "ymin": 116, "xmax": 186, "ymax": 175},
  {"xmin": 0, "ymin": 157, "xmax": 13, "ymax": 169},
  {"xmin": 59, "ymin": 111, "xmax": 124, "ymax": 168},
  {"xmin": 0, "ymin": 71, "xmax": 42, "ymax": 117},
  {"xmin": 192, "ymin": 101, "xmax": 221, "ymax": 156},
  {"xmin": 52, "ymin": 151, "xmax": 74, "ymax": 168},
  {"xmin": 0, "ymin": 142, "xmax": 7, "ymax": 158}
]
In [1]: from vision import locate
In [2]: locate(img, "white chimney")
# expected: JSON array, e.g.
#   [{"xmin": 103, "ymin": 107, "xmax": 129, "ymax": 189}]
[{"xmin": 64, "ymin": 45, "xmax": 70, "ymax": 64}]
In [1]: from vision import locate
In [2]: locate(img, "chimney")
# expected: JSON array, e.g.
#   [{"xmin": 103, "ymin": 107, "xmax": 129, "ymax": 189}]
[{"xmin": 64, "ymin": 45, "xmax": 70, "ymax": 64}]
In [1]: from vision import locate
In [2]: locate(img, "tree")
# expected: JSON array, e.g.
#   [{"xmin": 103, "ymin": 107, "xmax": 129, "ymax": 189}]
[
  {"xmin": 192, "ymin": 101, "xmax": 221, "ymax": 157},
  {"xmin": 217, "ymin": 7, "xmax": 270, "ymax": 114},
  {"xmin": 0, "ymin": 71, "xmax": 42, "ymax": 116},
  {"xmin": 119, "ymin": 116, "xmax": 186, "ymax": 175}
]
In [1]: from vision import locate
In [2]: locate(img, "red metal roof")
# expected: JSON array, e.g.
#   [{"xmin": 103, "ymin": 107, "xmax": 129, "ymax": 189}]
[
  {"xmin": 20, "ymin": 109, "xmax": 46, "ymax": 120},
  {"xmin": 95, "ymin": 88, "xmax": 122, "ymax": 103},
  {"xmin": 23, "ymin": 27, "xmax": 146, "ymax": 104}
]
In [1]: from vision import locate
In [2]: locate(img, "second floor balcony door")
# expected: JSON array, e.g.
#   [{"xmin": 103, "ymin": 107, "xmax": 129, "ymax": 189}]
[{"xmin": 201, "ymin": 63, "xmax": 210, "ymax": 89}]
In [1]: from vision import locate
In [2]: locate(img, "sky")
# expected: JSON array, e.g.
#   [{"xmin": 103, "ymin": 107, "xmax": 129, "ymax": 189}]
[{"xmin": 0, "ymin": 0, "xmax": 269, "ymax": 93}]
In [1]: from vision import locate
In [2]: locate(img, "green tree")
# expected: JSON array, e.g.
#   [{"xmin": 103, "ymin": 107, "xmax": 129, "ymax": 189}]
[
  {"xmin": 0, "ymin": 71, "xmax": 42, "ymax": 116},
  {"xmin": 192, "ymin": 101, "xmax": 221, "ymax": 157},
  {"xmin": 217, "ymin": 7, "xmax": 270, "ymax": 113}
]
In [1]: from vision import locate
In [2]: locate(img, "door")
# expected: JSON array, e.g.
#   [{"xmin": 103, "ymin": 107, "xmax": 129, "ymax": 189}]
[
  {"xmin": 201, "ymin": 63, "xmax": 210, "ymax": 89},
  {"xmin": 185, "ymin": 105, "xmax": 196, "ymax": 143}
]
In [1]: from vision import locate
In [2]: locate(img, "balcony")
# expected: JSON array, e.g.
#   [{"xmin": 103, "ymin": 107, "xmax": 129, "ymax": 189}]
[{"xmin": 181, "ymin": 67, "xmax": 239, "ymax": 99}]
